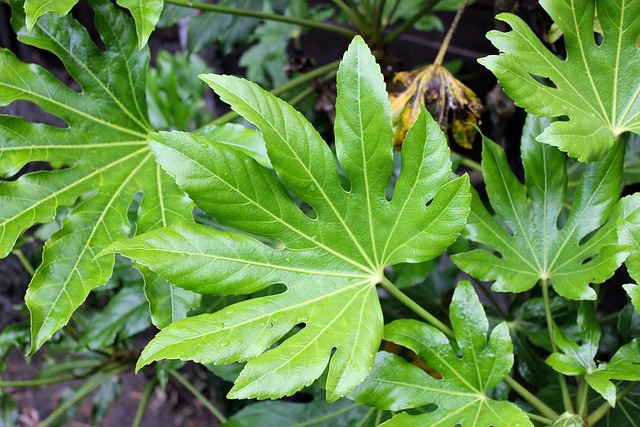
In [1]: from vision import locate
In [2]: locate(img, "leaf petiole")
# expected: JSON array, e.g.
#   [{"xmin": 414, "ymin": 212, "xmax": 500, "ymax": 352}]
[
  {"xmin": 164, "ymin": 0, "xmax": 357, "ymax": 38},
  {"xmin": 169, "ymin": 370, "xmax": 227, "ymax": 423},
  {"xmin": 541, "ymin": 278, "xmax": 575, "ymax": 414},
  {"xmin": 380, "ymin": 276, "xmax": 455, "ymax": 340},
  {"xmin": 132, "ymin": 378, "xmax": 158, "ymax": 427},
  {"xmin": 11, "ymin": 248, "xmax": 34, "ymax": 277}
]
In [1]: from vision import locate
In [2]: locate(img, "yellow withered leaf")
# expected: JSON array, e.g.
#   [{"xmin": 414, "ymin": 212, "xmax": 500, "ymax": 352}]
[{"xmin": 389, "ymin": 64, "xmax": 483, "ymax": 150}]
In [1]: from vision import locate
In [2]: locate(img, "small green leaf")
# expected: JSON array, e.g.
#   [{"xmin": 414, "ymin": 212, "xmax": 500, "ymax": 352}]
[
  {"xmin": 479, "ymin": 0, "xmax": 640, "ymax": 161},
  {"xmin": 586, "ymin": 339, "xmax": 640, "ymax": 406},
  {"xmin": 77, "ymin": 286, "xmax": 150, "ymax": 350},
  {"xmin": 107, "ymin": 36, "xmax": 470, "ymax": 401},
  {"xmin": 24, "ymin": 0, "xmax": 163, "ymax": 47},
  {"xmin": 623, "ymin": 284, "xmax": 640, "ymax": 315},
  {"xmin": 452, "ymin": 114, "xmax": 627, "ymax": 300},
  {"xmin": 222, "ymin": 390, "xmax": 384, "ymax": 427},
  {"xmin": 23, "ymin": 0, "xmax": 77, "ymax": 30},
  {"xmin": 546, "ymin": 302, "xmax": 600, "ymax": 376},
  {"xmin": 351, "ymin": 282, "xmax": 532, "ymax": 427},
  {"xmin": 116, "ymin": 0, "xmax": 164, "ymax": 48}
]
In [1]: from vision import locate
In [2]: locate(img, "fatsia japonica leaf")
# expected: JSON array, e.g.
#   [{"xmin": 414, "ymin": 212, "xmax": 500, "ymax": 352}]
[
  {"xmin": 451, "ymin": 114, "xmax": 628, "ymax": 300},
  {"xmin": 479, "ymin": 0, "xmax": 640, "ymax": 161},
  {"xmin": 0, "ymin": 0, "xmax": 194, "ymax": 352},
  {"xmin": 545, "ymin": 302, "xmax": 600, "ymax": 376},
  {"xmin": 23, "ymin": 0, "xmax": 163, "ymax": 47},
  {"xmin": 106, "ymin": 36, "xmax": 471, "ymax": 401},
  {"xmin": 350, "ymin": 282, "xmax": 532, "ymax": 427},
  {"xmin": 584, "ymin": 339, "xmax": 640, "ymax": 406},
  {"xmin": 222, "ymin": 388, "xmax": 386, "ymax": 427},
  {"xmin": 617, "ymin": 193, "xmax": 640, "ymax": 315}
]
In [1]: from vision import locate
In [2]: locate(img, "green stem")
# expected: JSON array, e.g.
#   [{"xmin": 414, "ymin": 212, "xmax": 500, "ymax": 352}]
[
  {"xmin": 39, "ymin": 367, "xmax": 126, "ymax": 427},
  {"xmin": 503, "ymin": 375, "xmax": 559, "ymax": 420},
  {"xmin": 577, "ymin": 377, "xmax": 589, "ymax": 418},
  {"xmin": 210, "ymin": 60, "xmax": 340, "ymax": 126},
  {"xmin": 37, "ymin": 358, "xmax": 104, "ymax": 377},
  {"xmin": 459, "ymin": 156, "xmax": 482, "ymax": 173},
  {"xmin": 433, "ymin": 0, "xmax": 467, "ymax": 66},
  {"xmin": 132, "ymin": 378, "xmax": 158, "ymax": 427},
  {"xmin": 169, "ymin": 370, "xmax": 227, "ymax": 423},
  {"xmin": 165, "ymin": 0, "xmax": 357, "ymax": 38},
  {"xmin": 541, "ymin": 279, "xmax": 575, "ymax": 414},
  {"xmin": 371, "ymin": 0, "xmax": 387, "ymax": 44},
  {"xmin": 332, "ymin": 0, "xmax": 369, "ymax": 34},
  {"xmin": 384, "ymin": 0, "xmax": 440, "ymax": 43},
  {"xmin": 586, "ymin": 381, "xmax": 638, "ymax": 426},
  {"xmin": 380, "ymin": 277, "xmax": 455, "ymax": 339},
  {"xmin": 0, "ymin": 374, "xmax": 76, "ymax": 388},
  {"xmin": 526, "ymin": 412, "xmax": 554, "ymax": 425},
  {"xmin": 12, "ymin": 248, "xmax": 34, "ymax": 276}
]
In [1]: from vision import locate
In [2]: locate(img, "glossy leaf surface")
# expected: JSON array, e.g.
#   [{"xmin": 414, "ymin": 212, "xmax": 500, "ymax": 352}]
[
  {"xmin": 77, "ymin": 286, "xmax": 151, "ymax": 350},
  {"xmin": 452, "ymin": 115, "xmax": 627, "ymax": 300},
  {"xmin": 350, "ymin": 282, "xmax": 532, "ymax": 427},
  {"xmin": 0, "ymin": 0, "xmax": 192, "ymax": 352},
  {"xmin": 585, "ymin": 339, "xmax": 640, "ymax": 406},
  {"xmin": 107, "ymin": 36, "xmax": 471, "ymax": 401},
  {"xmin": 479, "ymin": 0, "xmax": 640, "ymax": 161},
  {"xmin": 222, "ymin": 389, "xmax": 385, "ymax": 427},
  {"xmin": 23, "ymin": 0, "xmax": 163, "ymax": 46},
  {"xmin": 546, "ymin": 302, "xmax": 600, "ymax": 376}
]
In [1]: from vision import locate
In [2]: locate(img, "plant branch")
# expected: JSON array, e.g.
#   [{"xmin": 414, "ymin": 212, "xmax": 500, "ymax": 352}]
[
  {"xmin": 503, "ymin": 375, "xmax": 559, "ymax": 420},
  {"xmin": 0, "ymin": 374, "xmax": 76, "ymax": 388},
  {"xmin": 332, "ymin": 0, "xmax": 369, "ymax": 34},
  {"xmin": 459, "ymin": 156, "xmax": 482, "ymax": 173},
  {"xmin": 39, "ymin": 367, "xmax": 126, "ymax": 427},
  {"xmin": 371, "ymin": 0, "xmax": 387, "ymax": 44},
  {"xmin": 165, "ymin": 0, "xmax": 357, "ymax": 38},
  {"xmin": 210, "ymin": 60, "xmax": 340, "ymax": 126},
  {"xmin": 586, "ymin": 381, "xmax": 638, "ymax": 425},
  {"xmin": 525, "ymin": 412, "xmax": 554, "ymax": 425},
  {"xmin": 380, "ymin": 277, "xmax": 455, "ymax": 339},
  {"xmin": 384, "ymin": 0, "xmax": 440, "ymax": 44},
  {"xmin": 169, "ymin": 370, "xmax": 227, "ymax": 423},
  {"xmin": 12, "ymin": 248, "xmax": 34, "ymax": 276},
  {"xmin": 541, "ymin": 279, "xmax": 575, "ymax": 414},
  {"xmin": 434, "ymin": 0, "xmax": 467, "ymax": 66},
  {"xmin": 132, "ymin": 378, "xmax": 158, "ymax": 427},
  {"xmin": 576, "ymin": 377, "xmax": 589, "ymax": 418}
]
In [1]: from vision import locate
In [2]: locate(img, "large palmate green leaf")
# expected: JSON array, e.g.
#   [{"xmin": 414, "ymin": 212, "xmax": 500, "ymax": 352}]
[
  {"xmin": 350, "ymin": 282, "xmax": 532, "ymax": 427},
  {"xmin": 24, "ymin": 0, "xmax": 163, "ymax": 47},
  {"xmin": 106, "ymin": 36, "xmax": 471, "ymax": 401},
  {"xmin": 222, "ymin": 388, "xmax": 386, "ymax": 427},
  {"xmin": 479, "ymin": 0, "xmax": 640, "ymax": 161},
  {"xmin": 618, "ymin": 193, "xmax": 640, "ymax": 315},
  {"xmin": 451, "ymin": 115, "xmax": 628, "ymax": 300},
  {"xmin": 0, "ymin": 0, "xmax": 194, "ymax": 352}
]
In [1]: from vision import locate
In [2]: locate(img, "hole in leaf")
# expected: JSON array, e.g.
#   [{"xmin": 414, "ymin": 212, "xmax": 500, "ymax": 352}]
[
  {"xmin": 380, "ymin": 340, "xmax": 443, "ymax": 379},
  {"xmin": 0, "ymin": 101, "xmax": 68, "ymax": 128},
  {"xmin": 528, "ymin": 74, "xmax": 558, "ymax": 90},
  {"xmin": 594, "ymin": 31, "xmax": 603, "ymax": 46}
]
